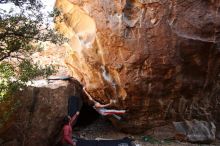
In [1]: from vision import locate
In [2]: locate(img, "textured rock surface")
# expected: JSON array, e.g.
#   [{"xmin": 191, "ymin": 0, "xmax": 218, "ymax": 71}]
[
  {"xmin": 55, "ymin": 0, "xmax": 220, "ymax": 133},
  {"xmin": 1, "ymin": 139, "xmax": 18, "ymax": 146},
  {"xmin": 0, "ymin": 79, "xmax": 82, "ymax": 146}
]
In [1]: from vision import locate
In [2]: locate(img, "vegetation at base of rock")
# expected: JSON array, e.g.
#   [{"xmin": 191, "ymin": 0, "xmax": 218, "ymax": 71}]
[{"xmin": 0, "ymin": 0, "xmax": 63, "ymax": 127}]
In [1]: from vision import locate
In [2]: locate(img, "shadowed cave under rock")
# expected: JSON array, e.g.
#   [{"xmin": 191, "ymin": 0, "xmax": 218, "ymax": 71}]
[{"xmin": 75, "ymin": 102, "xmax": 101, "ymax": 127}]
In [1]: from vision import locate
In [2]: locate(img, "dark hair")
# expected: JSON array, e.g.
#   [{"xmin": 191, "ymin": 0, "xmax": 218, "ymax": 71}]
[
  {"xmin": 91, "ymin": 102, "xmax": 95, "ymax": 107},
  {"xmin": 63, "ymin": 115, "xmax": 70, "ymax": 125}
]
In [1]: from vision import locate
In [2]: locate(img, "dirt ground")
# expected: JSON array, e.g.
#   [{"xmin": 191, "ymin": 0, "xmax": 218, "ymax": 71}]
[{"xmin": 73, "ymin": 117, "xmax": 219, "ymax": 146}]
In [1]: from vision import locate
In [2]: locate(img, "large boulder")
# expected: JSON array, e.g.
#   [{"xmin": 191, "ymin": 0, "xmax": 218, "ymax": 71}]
[
  {"xmin": 55, "ymin": 0, "xmax": 220, "ymax": 134},
  {"xmin": 0, "ymin": 79, "xmax": 82, "ymax": 146}
]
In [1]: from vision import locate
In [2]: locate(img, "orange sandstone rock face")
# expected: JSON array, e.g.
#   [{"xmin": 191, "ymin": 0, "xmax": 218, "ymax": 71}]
[{"xmin": 55, "ymin": 0, "xmax": 220, "ymax": 133}]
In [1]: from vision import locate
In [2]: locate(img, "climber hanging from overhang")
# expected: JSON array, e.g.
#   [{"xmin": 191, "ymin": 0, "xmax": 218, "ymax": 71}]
[{"xmin": 83, "ymin": 87, "xmax": 126, "ymax": 120}]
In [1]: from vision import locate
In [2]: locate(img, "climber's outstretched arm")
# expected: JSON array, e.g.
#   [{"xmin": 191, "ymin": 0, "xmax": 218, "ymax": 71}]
[
  {"xmin": 83, "ymin": 87, "xmax": 115, "ymax": 107},
  {"xmin": 83, "ymin": 87, "xmax": 96, "ymax": 103},
  {"xmin": 94, "ymin": 100, "xmax": 114, "ymax": 108},
  {"xmin": 70, "ymin": 111, "xmax": 80, "ymax": 125}
]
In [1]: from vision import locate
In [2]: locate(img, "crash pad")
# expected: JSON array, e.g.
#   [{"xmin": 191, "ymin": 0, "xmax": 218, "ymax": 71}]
[{"xmin": 76, "ymin": 137, "xmax": 134, "ymax": 146}]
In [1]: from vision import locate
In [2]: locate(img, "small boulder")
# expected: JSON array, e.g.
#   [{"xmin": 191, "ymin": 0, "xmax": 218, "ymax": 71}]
[{"xmin": 173, "ymin": 119, "xmax": 216, "ymax": 143}]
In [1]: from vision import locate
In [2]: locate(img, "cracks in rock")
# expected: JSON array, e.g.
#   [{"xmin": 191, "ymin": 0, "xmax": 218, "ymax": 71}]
[
  {"xmin": 122, "ymin": 0, "xmax": 163, "ymax": 28},
  {"xmin": 122, "ymin": 0, "xmax": 145, "ymax": 27},
  {"xmin": 28, "ymin": 87, "xmax": 39, "ymax": 129},
  {"xmin": 212, "ymin": 0, "xmax": 220, "ymax": 43},
  {"xmin": 95, "ymin": 35, "xmax": 106, "ymax": 65},
  {"xmin": 99, "ymin": 65, "xmax": 122, "ymax": 101},
  {"xmin": 168, "ymin": 0, "xmax": 177, "ymax": 26}
]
